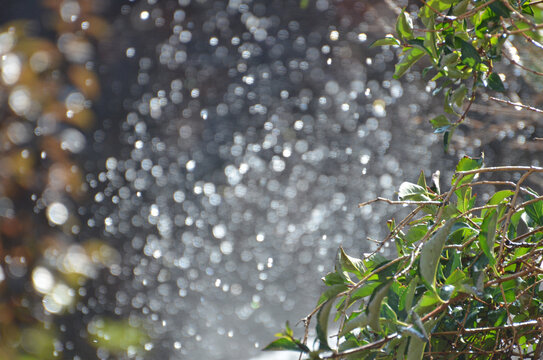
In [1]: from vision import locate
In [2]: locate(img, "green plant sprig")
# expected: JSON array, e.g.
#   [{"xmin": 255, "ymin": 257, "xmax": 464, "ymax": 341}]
[
  {"xmin": 372, "ymin": 0, "xmax": 543, "ymax": 151},
  {"xmin": 264, "ymin": 156, "xmax": 543, "ymax": 359}
]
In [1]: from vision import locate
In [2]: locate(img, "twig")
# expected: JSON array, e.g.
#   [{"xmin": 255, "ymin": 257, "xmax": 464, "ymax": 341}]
[
  {"xmin": 432, "ymin": 319, "xmax": 539, "ymax": 336},
  {"xmin": 498, "ymin": 169, "xmax": 534, "ymax": 264},
  {"xmin": 457, "ymin": 0, "xmax": 499, "ymax": 20},
  {"xmin": 358, "ymin": 197, "xmax": 442, "ymax": 207},
  {"xmin": 322, "ymin": 333, "xmax": 399, "ymax": 358},
  {"xmin": 489, "ymin": 96, "xmax": 543, "ymax": 113},
  {"xmin": 502, "ymin": 48, "xmax": 543, "ymax": 76},
  {"xmin": 455, "ymin": 165, "xmax": 543, "ymax": 176}
]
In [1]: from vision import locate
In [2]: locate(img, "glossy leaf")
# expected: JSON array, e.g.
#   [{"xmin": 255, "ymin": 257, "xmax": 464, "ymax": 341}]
[
  {"xmin": 525, "ymin": 196, "xmax": 543, "ymax": 226},
  {"xmin": 370, "ymin": 37, "xmax": 401, "ymax": 48},
  {"xmin": 316, "ymin": 300, "xmax": 334, "ymax": 350},
  {"xmin": 263, "ymin": 337, "xmax": 309, "ymax": 352},
  {"xmin": 419, "ymin": 220, "xmax": 455, "ymax": 291},
  {"xmin": 452, "ymin": 155, "xmax": 484, "ymax": 187},
  {"xmin": 398, "ymin": 182, "xmax": 430, "ymax": 201},
  {"xmin": 487, "ymin": 73, "xmax": 505, "ymax": 92},
  {"xmin": 394, "ymin": 48, "xmax": 426, "ymax": 79},
  {"xmin": 479, "ymin": 208, "xmax": 498, "ymax": 266},
  {"xmin": 366, "ymin": 282, "xmax": 392, "ymax": 332},
  {"xmin": 396, "ymin": 10, "xmax": 414, "ymax": 41},
  {"xmin": 458, "ymin": 38, "xmax": 481, "ymax": 67}
]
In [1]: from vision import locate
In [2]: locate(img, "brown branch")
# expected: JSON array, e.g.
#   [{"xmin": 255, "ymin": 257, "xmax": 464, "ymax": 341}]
[
  {"xmin": 502, "ymin": 48, "xmax": 543, "ymax": 76},
  {"xmin": 457, "ymin": 0, "xmax": 499, "ymax": 20}
]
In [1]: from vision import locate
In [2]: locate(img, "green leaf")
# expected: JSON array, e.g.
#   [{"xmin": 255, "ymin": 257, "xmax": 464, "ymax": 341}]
[
  {"xmin": 400, "ymin": 277, "xmax": 418, "ymax": 313},
  {"xmin": 367, "ymin": 282, "xmax": 393, "ymax": 332},
  {"xmin": 445, "ymin": 268, "xmax": 466, "ymax": 286},
  {"xmin": 322, "ymin": 271, "xmax": 349, "ymax": 286},
  {"xmin": 316, "ymin": 300, "xmax": 334, "ymax": 350},
  {"xmin": 263, "ymin": 337, "xmax": 309, "ymax": 352},
  {"xmin": 452, "ymin": 0, "xmax": 469, "ymax": 16},
  {"xmin": 397, "ymin": 10, "xmax": 414, "ymax": 41},
  {"xmin": 443, "ymin": 129, "xmax": 453, "ymax": 152},
  {"xmin": 406, "ymin": 224, "xmax": 429, "ymax": 245},
  {"xmin": 349, "ymin": 281, "xmax": 382, "ymax": 305},
  {"xmin": 430, "ymin": 115, "xmax": 451, "ymax": 131},
  {"xmin": 452, "ymin": 155, "xmax": 484, "ymax": 187},
  {"xmin": 398, "ymin": 182, "xmax": 430, "ymax": 201},
  {"xmin": 394, "ymin": 48, "xmax": 426, "ymax": 79},
  {"xmin": 300, "ymin": 0, "xmax": 309, "ymax": 9},
  {"xmin": 339, "ymin": 312, "xmax": 369, "ymax": 337},
  {"xmin": 88, "ymin": 318, "xmax": 147, "ymax": 353},
  {"xmin": 417, "ymin": 171, "xmax": 427, "ymax": 190},
  {"xmin": 451, "ymin": 84, "xmax": 468, "ymax": 107},
  {"xmin": 338, "ymin": 247, "xmax": 365, "ymax": 276},
  {"xmin": 525, "ymin": 196, "xmax": 543, "ymax": 226},
  {"xmin": 478, "ymin": 208, "xmax": 499, "ymax": 266},
  {"xmin": 482, "ymin": 190, "xmax": 514, "ymax": 217},
  {"xmin": 318, "ymin": 284, "xmax": 349, "ymax": 305},
  {"xmin": 443, "ymin": 88, "xmax": 456, "ymax": 114},
  {"xmin": 489, "ymin": 2, "xmax": 511, "ymax": 18},
  {"xmin": 419, "ymin": 220, "xmax": 455, "ymax": 291},
  {"xmin": 442, "ymin": 52, "xmax": 460, "ymax": 66},
  {"xmin": 418, "ymin": 290, "xmax": 441, "ymax": 307},
  {"xmin": 370, "ymin": 37, "xmax": 401, "ymax": 48},
  {"xmin": 458, "ymin": 38, "xmax": 481, "ymax": 67},
  {"xmin": 406, "ymin": 333, "xmax": 426, "ymax": 360},
  {"xmin": 487, "ymin": 73, "xmax": 505, "ymax": 92}
]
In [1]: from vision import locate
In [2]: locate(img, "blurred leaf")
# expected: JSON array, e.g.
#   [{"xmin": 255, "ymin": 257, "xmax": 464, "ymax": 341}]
[
  {"xmin": 318, "ymin": 284, "xmax": 348, "ymax": 305},
  {"xmin": 489, "ymin": 2, "xmax": 511, "ymax": 17},
  {"xmin": 88, "ymin": 318, "xmax": 147, "ymax": 353},
  {"xmin": 458, "ymin": 38, "xmax": 481, "ymax": 67},
  {"xmin": 487, "ymin": 73, "xmax": 505, "ymax": 92},
  {"xmin": 339, "ymin": 311, "xmax": 369, "ymax": 337}
]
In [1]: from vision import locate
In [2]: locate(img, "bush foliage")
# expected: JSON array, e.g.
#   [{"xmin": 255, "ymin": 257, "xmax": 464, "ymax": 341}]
[
  {"xmin": 265, "ymin": 0, "xmax": 543, "ymax": 358},
  {"xmin": 265, "ymin": 158, "xmax": 543, "ymax": 358}
]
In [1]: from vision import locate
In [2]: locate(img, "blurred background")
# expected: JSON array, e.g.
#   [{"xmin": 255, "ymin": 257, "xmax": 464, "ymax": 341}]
[{"xmin": 0, "ymin": 0, "xmax": 541, "ymax": 359}]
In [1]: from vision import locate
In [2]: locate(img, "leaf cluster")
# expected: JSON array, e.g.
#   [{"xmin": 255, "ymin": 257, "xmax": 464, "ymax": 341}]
[
  {"xmin": 372, "ymin": 0, "xmax": 543, "ymax": 151},
  {"xmin": 265, "ymin": 156, "xmax": 543, "ymax": 359}
]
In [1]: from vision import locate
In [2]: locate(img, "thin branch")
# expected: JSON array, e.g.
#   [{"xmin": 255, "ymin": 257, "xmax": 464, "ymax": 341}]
[
  {"xmin": 358, "ymin": 197, "xmax": 442, "ymax": 207},
  {"xmin": 432, "ymin": 319, "xmax": 539, "ymax": 336},
  {"xmin": 489, "ymin": 96, "xmax": 543, "ymax": 113},
  {"xmin": 322, "ymin": 333, "xmax": 399, "ymax": 358},
  {"xmin": 502, "ymin": 48, "xmax": 543, "ymax": 76},
  {"xmin": 457, "ymin": 0, "xmax": 499, "ymax": 20},
  {"xmin": 455, "ymin": 165, "xmax": 543, "ymax": 176},
  {"xmin": 498, "ymin": 169, "xmax": 534, "ymax": 264},
  {"xmin": 419, "ymin": 0, "xmax": 447, "ymax": 17},
  {"xmin": 454, "ymin": 91, "xmax": 476, "ymax": 125}
]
